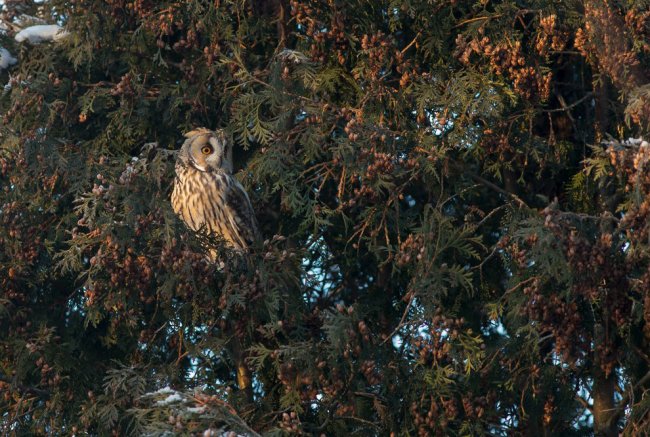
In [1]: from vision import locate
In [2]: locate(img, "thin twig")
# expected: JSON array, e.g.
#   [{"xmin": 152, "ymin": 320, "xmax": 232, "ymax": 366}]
[
  {"xmin": 471, "ymin": 243, "xmax": 500, "ymax": 272},
  {"xmin": 501, "ymin": 276, "xmax": 539, "ymax": 300},
  {"xmin": 338, "ymin": 415, "xmax": 381, "ymax": 428},
  {"xmin": 353, "ymin": 391, "xmax": 387, "ymax": 403},
  {"xmin": 464, "ymin": 169, "xmax": 528, "ymax": 208},
  {"xmin": 401, "ymin": 31, "xmax": 421, "ymax": 55},
  {"xmin": 477, "ymin": 204, "xmax": 508, "ymax": 228},
  {"xmin": 542, "ymin": 92, "xmax": 593, "ymax": 113},
  {"xmin": 453, "ymin": 15, "xmax": 503, "ymax": 28},
  {"xmin": 382, "ymin": 291, "xmax": 416, "ymax": 344},
  {"xmin": 576, "ymin": 395, "xmax": 593, "ymax": 412}
]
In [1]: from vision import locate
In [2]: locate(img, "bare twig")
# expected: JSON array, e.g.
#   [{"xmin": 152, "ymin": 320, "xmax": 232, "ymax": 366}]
[
  {"xmin": 453, "ymin": 15, "xmax": 503, "ymax": 28},
  {"xmin": 469, "ymin": 171, "xmax": 527, "ymax": 208},
  {"xmin": 382, "ymin": 291, "xmax": 416, "ymax": 345},
  {"xmin": 542, "ymin": 92, "xmax": 594, "ymax": 113},
  {"xmin": 576, "ymin": 395, "xmax": 593, "ymax": 412},
  {"xmin": 401, "ymin": 32, "xmax": 421, "ymax": 55}
]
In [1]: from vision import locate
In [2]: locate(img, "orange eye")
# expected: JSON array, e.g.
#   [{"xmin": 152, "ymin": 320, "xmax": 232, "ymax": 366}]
[{"xmin": 201, "ymin": 145, "xmax": 213, "ymax": 155}]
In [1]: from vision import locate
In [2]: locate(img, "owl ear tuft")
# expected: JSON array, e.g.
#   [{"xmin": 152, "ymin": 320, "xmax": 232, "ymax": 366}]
[{"xmin": 184, "ymin": 127, "xmax": 214, "ymax": 138}]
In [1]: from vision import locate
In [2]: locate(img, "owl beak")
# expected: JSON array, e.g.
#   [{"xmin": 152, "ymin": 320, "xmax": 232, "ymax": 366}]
[{"xmin": 189, "ymin": 156, "xmax": 207, "ymax": 172}]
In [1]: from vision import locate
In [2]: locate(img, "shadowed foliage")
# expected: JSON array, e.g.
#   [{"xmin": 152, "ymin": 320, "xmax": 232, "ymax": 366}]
[{"xmin": 1, "ymin": 0, "xmax": 650, "ymax": 435}]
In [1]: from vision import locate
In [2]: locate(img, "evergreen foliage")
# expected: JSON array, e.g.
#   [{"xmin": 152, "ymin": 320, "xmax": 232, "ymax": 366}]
[{"xmin": 1, "ymin": 0, "xmax": 650, "ymax": 435}]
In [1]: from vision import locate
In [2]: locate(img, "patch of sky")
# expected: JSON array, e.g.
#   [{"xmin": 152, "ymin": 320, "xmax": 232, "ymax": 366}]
[{"xmin": 302, "ymin": 235, "xmax": 340, "ymax": 303}]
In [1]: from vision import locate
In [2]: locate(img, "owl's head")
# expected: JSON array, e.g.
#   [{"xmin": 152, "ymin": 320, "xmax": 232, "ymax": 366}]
[{"xmin": 178, "ymin": 128, "xmax": 233, "ymax": 173}]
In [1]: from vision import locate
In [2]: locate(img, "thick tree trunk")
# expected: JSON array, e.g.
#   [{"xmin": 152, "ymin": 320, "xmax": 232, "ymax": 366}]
[
  {"xmin": 592, "ymin": 369, "xmax": 617, "ymax": 437},
  {"xmin": 592, "ymin": 321, "xmax": 618, "ymax": 437}
]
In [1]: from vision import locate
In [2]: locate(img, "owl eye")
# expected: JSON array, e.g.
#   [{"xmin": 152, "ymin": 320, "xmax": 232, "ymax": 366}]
[{"xmin": 201, "ymin": 145, "xmax": 213, "ymax": 155}]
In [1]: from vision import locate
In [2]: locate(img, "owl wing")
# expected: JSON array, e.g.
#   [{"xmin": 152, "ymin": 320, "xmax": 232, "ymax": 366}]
[{"xmin": 224, "ymin": 177, "xmax": 260, "ymax": 249}]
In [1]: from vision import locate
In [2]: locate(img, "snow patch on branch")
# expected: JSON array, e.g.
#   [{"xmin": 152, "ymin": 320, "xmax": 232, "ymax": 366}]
[
  {"xmin": 143, "ymin": 386, "xmax": 184, "ymax": 406},
  {"xmin": 155, "ymin": 393, "xmax": 183, "ymax": 406},
  {"xmin": 15, "ymin": 25, "xmax": 69, "ymax": 44},
  {"xmin": 603, "ymin": 137, "xmax": 649, "ymax": 149},
  {"xmin": 0, "ymin": 48, "xmax": 17, "ymax": 70},
  {"xmin": 144, "ymin": 385, "xmax": 177, "ymax": 396},
  {"xmin": 186, "ymin": 406, "xmax": 207, "ymax": 414},
  {"xmin": 202, "ymin": 429, "xmax": 247, "ymax": 437}
]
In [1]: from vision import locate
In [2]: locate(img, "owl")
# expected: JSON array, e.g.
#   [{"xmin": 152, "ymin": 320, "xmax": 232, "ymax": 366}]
[{"xmin": 171, "ymin": 128, "xmax": 260, "ymax": 256}]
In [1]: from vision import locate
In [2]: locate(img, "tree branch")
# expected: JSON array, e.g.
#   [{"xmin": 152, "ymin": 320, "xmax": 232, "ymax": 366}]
[
  {"xmin": 464, "ymin": 169, "xmax": 528, "ymax": 208},
  {"xmin": 0, "ymin": 372, "xmax": 50, "ymax": 400},
  {"xmin": 607, "ymin": 368, "xmax": 650, "ymax": 428}
]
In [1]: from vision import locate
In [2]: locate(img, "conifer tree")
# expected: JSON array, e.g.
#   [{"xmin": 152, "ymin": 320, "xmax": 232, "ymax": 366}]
[{"xmin": 1, "ymin": 0, "xmax": 649, "ymax": 435}]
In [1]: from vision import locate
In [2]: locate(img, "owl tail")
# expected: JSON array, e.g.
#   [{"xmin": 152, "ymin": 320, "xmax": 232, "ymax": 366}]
[
  {"xmin": 237, "ymin": 362, "xmax": 252, "ymax": 393},
  {"xmin": 230, "ymin": 336, "xmax": 253, "ymax": 404}
]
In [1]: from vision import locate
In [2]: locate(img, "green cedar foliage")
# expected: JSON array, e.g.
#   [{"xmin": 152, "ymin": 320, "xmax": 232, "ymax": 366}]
[{"xmin": 0, "ymin": 0, "xmax": 649, "ymax": 435}]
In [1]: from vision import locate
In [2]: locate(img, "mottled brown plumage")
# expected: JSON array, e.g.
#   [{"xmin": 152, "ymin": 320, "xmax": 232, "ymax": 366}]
[{"xmin": 171, "ymin": 128, "xmax": 260, "ymax": 256}]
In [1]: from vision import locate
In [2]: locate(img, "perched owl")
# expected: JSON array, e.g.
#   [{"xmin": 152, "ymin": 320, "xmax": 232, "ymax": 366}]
[{"xmin": 171, "ymin": 128, "xmax": 260, "ymax": 256}]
